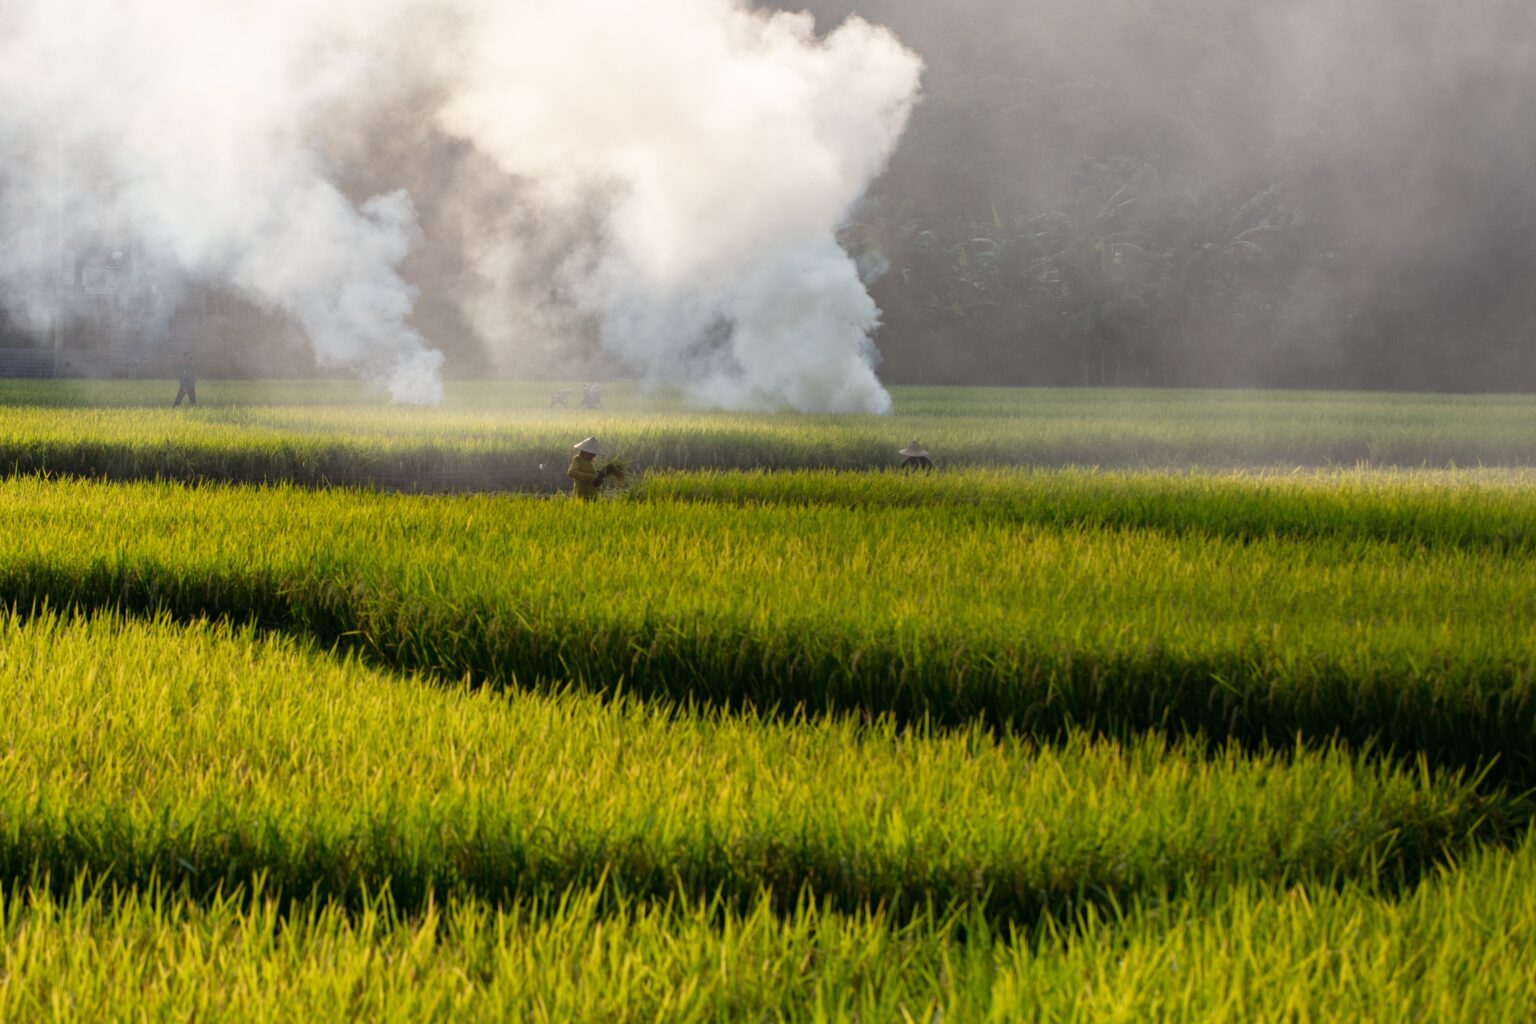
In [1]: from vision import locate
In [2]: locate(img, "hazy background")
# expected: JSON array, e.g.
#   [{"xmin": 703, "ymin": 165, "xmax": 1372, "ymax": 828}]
[
  {"xmin": 803, "ymin": 0, "xmax": 1536, "ymax": 390},
  {"xmin": 3, "ymin": 0, "xmax": 1535, "ymax": 395},
  {"xmin": 0, "ymin": 0, "xmax": 919, "ymax": 410}
]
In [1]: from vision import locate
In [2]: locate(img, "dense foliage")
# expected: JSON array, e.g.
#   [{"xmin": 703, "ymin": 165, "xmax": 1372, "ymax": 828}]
[{"xmin": 786, "ymin": 0, "xmax": 1536, "ymax": 391}]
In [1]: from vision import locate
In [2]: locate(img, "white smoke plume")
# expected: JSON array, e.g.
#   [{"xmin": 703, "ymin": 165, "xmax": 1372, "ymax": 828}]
[
  {"xmin": 0, "ymin": 1, "xmax": 445, "ymax": 403},
  {"xmin": 0, "ymin": 1, "xmax": 922, "ymax": 411}
]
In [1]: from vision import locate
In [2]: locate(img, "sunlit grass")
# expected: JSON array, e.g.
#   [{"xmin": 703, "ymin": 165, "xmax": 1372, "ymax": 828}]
[
  {"xmin": 2, "ymin": 473, "xmax": 1535, "ymax": 771},
  {"xmin": 5, "ymin": 385, "xmax": 1536, "ymax": 1018},
  {"xmin": 5, "ymin": 832, "xmax": 1535, "ymax": 1021},
  {"xmin": 4, "ymin": 612, "xmax": 1507, "ymax": 918},
  {"xmin": 2, "ymin": 381, "xmax": 1534, "ymax": 486},
  {"xmin": 638, "ymin": 465, "xmax": 1536, "ymax": 551}
]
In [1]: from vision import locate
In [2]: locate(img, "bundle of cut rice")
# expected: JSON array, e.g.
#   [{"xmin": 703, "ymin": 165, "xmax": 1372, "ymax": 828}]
[{"xmin": 598, "ymin": 457, "xmax": 631, "ymax": 487}]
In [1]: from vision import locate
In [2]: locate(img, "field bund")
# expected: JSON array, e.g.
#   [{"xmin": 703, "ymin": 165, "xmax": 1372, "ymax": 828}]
[{"xmin": 3, "ymin": 382, "xmax": 1535, "ymax": 1019}]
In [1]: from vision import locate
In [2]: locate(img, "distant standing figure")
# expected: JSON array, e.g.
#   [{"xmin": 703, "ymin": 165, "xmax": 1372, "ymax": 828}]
[
  {"xmin": 568, "ymin": 436, "xmax": 604, "ymax": 500},
  {"xmin": 898, "ymin": 440, "xmax": 933, "ymax": 470},
  {"xmin": 173, "ymin": 351, "xmax": 197, "ymax": 407},
  {"xmin": 582, "ymin": 382, "xmax": 603, "ymax": 409}
]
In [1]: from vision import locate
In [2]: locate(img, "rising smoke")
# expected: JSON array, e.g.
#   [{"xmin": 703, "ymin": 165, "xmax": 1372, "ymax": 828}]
[{"xmin": 0, "ymin": 1, "xmax": 921, "ymax": 410}]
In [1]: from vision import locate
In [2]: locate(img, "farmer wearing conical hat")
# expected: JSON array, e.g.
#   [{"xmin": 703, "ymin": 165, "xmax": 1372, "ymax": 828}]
[
  {"xmin": 568, "ymin": 436, "xmax": 604, "ymax": 500},
  {"xmin": 899, "ymin": 440, "xmax": 933, "ymax": 470}
]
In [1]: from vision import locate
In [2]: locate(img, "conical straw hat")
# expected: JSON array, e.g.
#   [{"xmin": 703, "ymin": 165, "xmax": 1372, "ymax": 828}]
[
  {"xmin": 573, "ymin": 436, "xmax": 604, "ymax": 455},
  {"xmin": 898, "ymin": 441, "xmax": 929, "ymax": 458}
]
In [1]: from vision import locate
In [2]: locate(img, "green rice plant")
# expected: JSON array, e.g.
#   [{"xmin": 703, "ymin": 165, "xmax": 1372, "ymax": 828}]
[
  {"xmin": 4, "ymin": 384, "xmax": 1534, "ymax": 1017},
  {"xmin": 637, "ymin": 466, "xmax": 1536, "ymax": 553},
  {"xmin": 985, "ymin": 830, "xmax": 1536, "ymax": 1020},
  {"xmin": 3, "ymin": 611, "xmax": 1511, "ymax": 921},
  {"xmin": 2, "ymin": 381, "xmax": 1536, "ymax": 488},
  {"xmin": 2, "ymin": 474, "xmax": 1536, "ymax": 774},
  {"xmin": 4, "ymin": 832, "xmax": 1536, "ymax": 1021}
]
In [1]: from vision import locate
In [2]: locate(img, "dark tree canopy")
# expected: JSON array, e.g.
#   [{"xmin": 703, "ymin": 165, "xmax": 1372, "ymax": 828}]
[{"xmin": 784, "ymin": 0, "xmax": 1536, "ymax": 389}]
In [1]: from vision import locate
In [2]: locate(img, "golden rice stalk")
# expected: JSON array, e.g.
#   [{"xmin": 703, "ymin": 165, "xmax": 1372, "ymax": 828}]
[{"xmin": 600, "ymin": 457, "xmax": 631, "ymax": 485}]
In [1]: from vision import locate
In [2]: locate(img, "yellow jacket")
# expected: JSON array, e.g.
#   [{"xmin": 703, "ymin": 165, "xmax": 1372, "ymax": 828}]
[{"xmin": 567, "ymin": 455, "xmax": 600, "ymax": 499}]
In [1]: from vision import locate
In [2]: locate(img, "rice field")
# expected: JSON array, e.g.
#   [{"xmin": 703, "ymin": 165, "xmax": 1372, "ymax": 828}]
[
  {"xmin": 6, "ymin": 472, "xmax": 1536, "ymax": 768},
  {"xmin": 7, "ymin": 835, "xmax": 1536, "ymax": 1021},
  {"xmin": 7, "ymin": 612, "xmax": 1515, "ymax": 916},
  {"xmin": 3, "ymin": 381, "xmax": 1536, "ymax": 1019},
  {"xmin": 2, "ymin": 380, "xmax": 1535, "ymax": 487}
]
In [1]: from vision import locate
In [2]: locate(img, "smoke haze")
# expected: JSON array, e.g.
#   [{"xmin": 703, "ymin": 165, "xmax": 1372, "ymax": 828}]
[
  {"xmin": 0, "ymin": 2, "xmax": 447, "ymax": 402},
  {"xmin": 8, "ymin": 0, "xmax": 1531, "ymax": 399},
  {"xmin": 0, "ymin": 1, "xmax": 921, "ymax": 409},
  {"xmin": 794, "ymin": 0, "xmax": 1536, "ymax": 391}
]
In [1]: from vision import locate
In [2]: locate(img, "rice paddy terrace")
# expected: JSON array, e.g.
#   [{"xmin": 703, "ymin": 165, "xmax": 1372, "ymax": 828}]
[{"xmin": 3, "ymin": 380, "xmax": 1535, "ymax": 1020}]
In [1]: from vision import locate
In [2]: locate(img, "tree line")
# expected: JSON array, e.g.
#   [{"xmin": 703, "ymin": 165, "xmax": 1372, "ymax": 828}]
[{"xmin": 793, "ymin": 0, "xmax": 1536, "ymax": 390}]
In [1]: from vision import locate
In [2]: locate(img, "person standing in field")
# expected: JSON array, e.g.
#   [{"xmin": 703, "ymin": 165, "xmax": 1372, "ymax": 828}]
[
  {"xmin": 568, "ymin": 436, "xmax": 605, "ymax": 500},
  {"xmin": 173, "ymin": 350, "xmax": 197, "ymax": 407},
  {"xmin": 899, "ymin": 440, "xmax": 933, "ymax": 470},
  {"xmin": 582, "ymin": 382, "xmax": 603, "ymax": 409}
]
